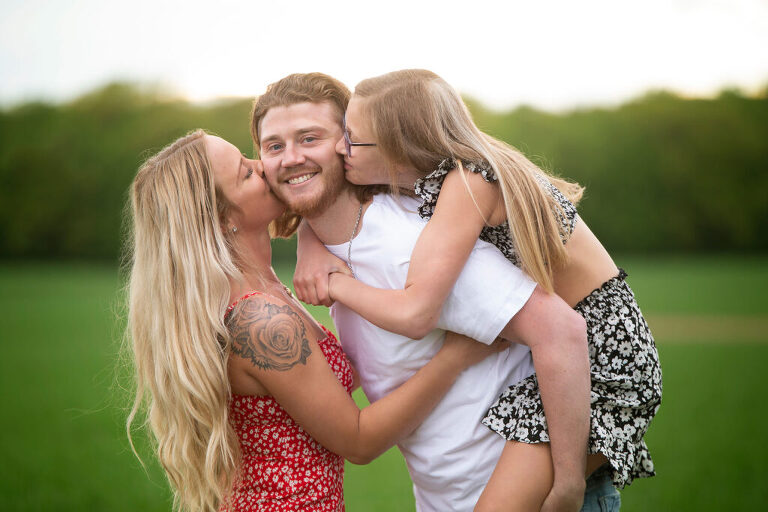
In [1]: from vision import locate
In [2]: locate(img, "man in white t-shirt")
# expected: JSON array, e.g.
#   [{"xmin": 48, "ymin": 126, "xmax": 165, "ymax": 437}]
[
  {"xmin": 327, "ymin": 192, "xmax": 539, "ymax": 510},
  {"xmin": 253, "ymin": 73, "xmax": 605, "ymax": 511}
]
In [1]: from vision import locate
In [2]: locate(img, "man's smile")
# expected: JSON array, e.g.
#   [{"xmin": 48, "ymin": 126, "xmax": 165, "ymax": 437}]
[
  {"xmin": 286, "ymin": 172, "xmax": 318, "ymax": 185},
  {"xmin": 281, "ymin": 166, "xmax": 321, "ymax": 186}
]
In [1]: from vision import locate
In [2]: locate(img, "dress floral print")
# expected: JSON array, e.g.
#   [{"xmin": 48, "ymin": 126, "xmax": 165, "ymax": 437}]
[
  {"xmin": 414, "ymin": 159, "xmax": 662, "ymax": 488},
  {"xmin": 223, "ymin": 315, "xmax": 353, "ymax": 511},
  {"xmin": 415, "ymin": 158, "xmax": 578, "ymax": 267}
]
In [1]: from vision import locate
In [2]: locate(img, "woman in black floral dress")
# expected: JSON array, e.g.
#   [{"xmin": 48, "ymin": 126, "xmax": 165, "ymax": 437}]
[{"xmin": 299, "ymin": 69, "xmax": 662, "ymax": 511}]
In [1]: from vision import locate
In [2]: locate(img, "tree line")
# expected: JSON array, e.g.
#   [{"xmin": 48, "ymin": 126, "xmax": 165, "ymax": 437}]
[{"xmin": 0, "ymin": 82, "xmax": 765, "ymax": 262}]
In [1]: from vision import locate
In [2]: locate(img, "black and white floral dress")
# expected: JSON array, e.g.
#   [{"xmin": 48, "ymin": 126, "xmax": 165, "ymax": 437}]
[{"xmin": 414, "ymin": 158, "xmax": 663, "ymax": 489}]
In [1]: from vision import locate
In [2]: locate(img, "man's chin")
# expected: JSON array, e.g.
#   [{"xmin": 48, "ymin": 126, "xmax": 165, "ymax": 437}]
[
  {"xmin": 281, "ymin": 187, "xmax": 344, "ymax": 218},
  {"xmin": 279, "ymin": 194, "xmax": 327, "ymax": 218}
]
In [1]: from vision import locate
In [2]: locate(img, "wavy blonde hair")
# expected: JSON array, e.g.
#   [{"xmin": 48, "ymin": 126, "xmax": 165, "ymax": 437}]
[
  {"xmin": 125, "ymin": 130, "xmax": 242, "ymax": 511},
  {"xmin": 354, "ymin": 69, "xmax": 585, "ymax": 293}
]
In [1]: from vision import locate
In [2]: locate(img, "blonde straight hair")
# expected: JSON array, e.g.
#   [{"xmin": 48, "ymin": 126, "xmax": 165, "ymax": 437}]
[
  {"xmin": 125, "ymin": 130, "xmax": 242, "ymax": 511},
  {"xmin": 354, "ymin": 70, "xmax": 584, "ymax": 293}
]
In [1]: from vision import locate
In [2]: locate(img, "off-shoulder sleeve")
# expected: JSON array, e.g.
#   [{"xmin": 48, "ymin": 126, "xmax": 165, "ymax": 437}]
[
  {"xmin": 414, "ymin": 158, "xmax": 498, "ymax": 221},
  {"xmin": 414, "ymin": 158, "xmax": 453, "ymax": 220},
  {"xmin": 414, "ymin": 157, "xmax": 578, "ymax": 245},
  {"xmin": 538, "ymin": 176, "xmax": 579, "ymax": 239}
]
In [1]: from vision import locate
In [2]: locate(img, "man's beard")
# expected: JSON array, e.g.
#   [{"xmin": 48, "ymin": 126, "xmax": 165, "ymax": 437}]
[{"xmin": 273, "ymin": 164, "xmax": 346, "ymax": 218}]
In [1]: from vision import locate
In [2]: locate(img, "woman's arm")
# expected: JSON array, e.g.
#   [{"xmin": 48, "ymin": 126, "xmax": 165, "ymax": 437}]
[
  {"xmin": 228, "ymin": 294, "xmax": 506, "ymax": 464},
  {"xmin": 328, "ymin": 170, "xmax": 501, "ymax": 339}
]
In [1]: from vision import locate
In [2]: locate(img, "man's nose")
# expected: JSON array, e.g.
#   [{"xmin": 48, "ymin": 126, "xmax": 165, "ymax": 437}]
[{"xmin": 282, "ymin": 143, "xmax": 306, "ymax": 167}]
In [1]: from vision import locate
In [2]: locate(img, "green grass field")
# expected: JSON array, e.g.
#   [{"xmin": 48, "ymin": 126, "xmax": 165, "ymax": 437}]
[{"xmin": 1, "ymin": 255, "xmax": 766, "ymax": 511}]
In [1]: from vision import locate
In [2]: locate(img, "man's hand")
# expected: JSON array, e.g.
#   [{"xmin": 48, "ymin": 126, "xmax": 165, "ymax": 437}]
[
  {"xmin": 540, "ymin": 476, "xmax": 586, "ymax": 512},
  {"xmin": 294, "ymin": 222, "xmax": 351, "ymax": 306}
]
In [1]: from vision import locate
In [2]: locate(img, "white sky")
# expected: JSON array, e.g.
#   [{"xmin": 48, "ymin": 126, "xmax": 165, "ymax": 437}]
[{"xmin": 1, "ymin": 0, "xmax": 767, "ymax": 111}]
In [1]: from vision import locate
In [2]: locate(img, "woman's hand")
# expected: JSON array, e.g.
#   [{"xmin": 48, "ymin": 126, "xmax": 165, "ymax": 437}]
[
  {"xmin": 437, "ymin": 332, "xmax": 510, "ymax": 370},
  {"xmin": 294, "ymin": 222, "xmax": 351, "ymax": 306}
]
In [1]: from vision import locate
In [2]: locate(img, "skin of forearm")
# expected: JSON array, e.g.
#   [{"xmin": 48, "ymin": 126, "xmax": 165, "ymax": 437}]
[
  {"xmin": 529, "ymin": 322, "xmax": 590, "ymax": 484},
  {"xmin": 329, "ymin": 273, "xmax": 438, "ymax": 339},
  {"xmin": 345, "ymin": 347, "xmax": 466, "ymax": 464}
]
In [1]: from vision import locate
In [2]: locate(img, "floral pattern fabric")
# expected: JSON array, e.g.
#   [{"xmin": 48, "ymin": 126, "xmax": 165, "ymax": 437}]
[
  {"xmin": 414, "ymin": 160, "xmax": 662, "ymax": 488},
  {"xmin": 483, "ymin": 270, "xmax": 662, "ymax": 488},
  {"xmin": 414, "ymin": 158, "xmax": 578, "ymax": 266},
  {"xmin": 225, "ymin": 324, "xmax": 353, "ymax": 511}
]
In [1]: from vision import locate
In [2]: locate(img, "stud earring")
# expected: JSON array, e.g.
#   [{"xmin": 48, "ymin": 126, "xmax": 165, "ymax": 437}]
[{"xmin": 231, "ymin": 226, "xmax": 238, "ymax": 234}]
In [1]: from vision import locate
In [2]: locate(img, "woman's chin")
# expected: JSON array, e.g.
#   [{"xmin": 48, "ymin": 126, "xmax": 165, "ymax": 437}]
[
  {"xmin": 344, "ymin": 175, "xmax": 363, "ymax": 186},
  {"xmin": 344, "ymin": 172, "xmax": 372, "ymax": 187}
]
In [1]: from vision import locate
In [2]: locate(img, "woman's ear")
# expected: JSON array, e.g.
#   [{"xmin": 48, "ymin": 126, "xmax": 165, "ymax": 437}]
[
  {"xmin": 226, "ymin": 216, "xmax": 239, "ymax": 235},
  {"xmin": 220, "ymin": 213, "xmax": 238, "ymax": 237}
]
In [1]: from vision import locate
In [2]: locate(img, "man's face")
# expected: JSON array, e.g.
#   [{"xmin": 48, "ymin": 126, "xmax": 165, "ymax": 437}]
[{"xmin": 259, "ymin": 101, "xmax": 346, "ymax": 217}]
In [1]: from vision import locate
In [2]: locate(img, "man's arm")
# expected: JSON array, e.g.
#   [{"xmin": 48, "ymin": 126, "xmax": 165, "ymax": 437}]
[
  {"xmin": 424, "ymin": 230, "xmax": 590, "ymax": 506},
  {"xmin": 498, "ymin": 287, "xmax": 590, "ymax": 507}
]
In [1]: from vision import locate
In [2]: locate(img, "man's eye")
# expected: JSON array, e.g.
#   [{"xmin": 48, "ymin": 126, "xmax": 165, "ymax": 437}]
[
  {"xmin": 302, "ymin": 136, "xmax": 316, "ymax": 143},
  {"xmin": 266, "ymin": 143, "xmax": 283, "ymax": 152}
]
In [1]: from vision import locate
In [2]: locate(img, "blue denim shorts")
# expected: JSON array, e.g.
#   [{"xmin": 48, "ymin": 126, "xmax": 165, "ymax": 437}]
[{"xmin": 581, "ymin": 466, "xmax": 621, "ymax": 512}]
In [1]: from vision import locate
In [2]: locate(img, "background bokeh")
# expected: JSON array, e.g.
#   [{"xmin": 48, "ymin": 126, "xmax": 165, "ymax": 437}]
[
  {"xmin": 1, "ymin": 1, "xmax": 767, "ymax": 510},
  {"xmin": 1, "ymin": 84, "xmax": 766, "ymax": 261}
]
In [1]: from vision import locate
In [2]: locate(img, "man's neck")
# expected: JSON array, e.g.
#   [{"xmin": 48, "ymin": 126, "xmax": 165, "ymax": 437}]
[{"xmin": 304, "ymin": 187, "xmax": 368, "ymax": 246}]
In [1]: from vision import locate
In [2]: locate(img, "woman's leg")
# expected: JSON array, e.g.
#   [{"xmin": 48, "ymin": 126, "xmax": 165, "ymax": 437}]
[
  {"xmin": 475, "ymin": 443, "xmax": 610, "ymax": 512},
  {"xmin": 581, "ymin": 457, "xmax": 620, "ymax": 512},
  {"xmin": 475, "ymin": 441, "xmax": 553, "ymax": 512},
  {"xmin": 586, "ymin": 454, "xmax": 608, "ymax": 476}
]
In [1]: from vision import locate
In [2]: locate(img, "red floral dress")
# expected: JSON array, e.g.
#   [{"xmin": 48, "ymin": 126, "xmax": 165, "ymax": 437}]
[{"xmin": 224, "ymin": 294, "xmax": 354, "ymax": 511}]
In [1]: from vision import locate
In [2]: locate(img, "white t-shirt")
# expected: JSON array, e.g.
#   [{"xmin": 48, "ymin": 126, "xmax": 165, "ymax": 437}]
[{"xmin": 328, "ymin": 194, "xmax": 537, "ymax": 511}]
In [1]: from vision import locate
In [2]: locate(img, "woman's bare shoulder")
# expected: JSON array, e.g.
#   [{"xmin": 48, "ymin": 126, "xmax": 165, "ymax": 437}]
[{"xmin": 439, "ymin": 165, "xmax": 504, "ymax": 225}]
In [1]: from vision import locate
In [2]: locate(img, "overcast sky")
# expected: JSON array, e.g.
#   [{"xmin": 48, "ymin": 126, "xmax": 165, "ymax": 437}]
[{"xmin": 1, "ymin": 0, "xmax": 767, "ymax": 111}]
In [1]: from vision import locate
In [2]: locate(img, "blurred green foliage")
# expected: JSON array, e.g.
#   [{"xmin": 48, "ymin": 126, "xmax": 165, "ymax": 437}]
[
  {"xmin": 0, "ymin": 83, "xmax": 257, "ymax": 261},
  {"xmin": 0, "ymin": 83, "xmax": 766, "ymax": 262},
  {"xmin": 466, "ymin": 89, "xmax": 768, "ymax": 253}
]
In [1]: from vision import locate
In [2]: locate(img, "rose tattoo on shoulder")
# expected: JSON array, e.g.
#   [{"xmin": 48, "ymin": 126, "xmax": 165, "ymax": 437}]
[{"xmin": 228, "ymin": 299, "xmax": 312, "ymax": 371}]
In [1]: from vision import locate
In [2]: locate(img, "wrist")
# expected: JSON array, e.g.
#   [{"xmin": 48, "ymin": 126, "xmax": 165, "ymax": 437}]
[
  {"xmin": 328, "ymin": 272, "xmax": 339, "ymax": 302},
  {"xmin": 551, "ymin": 473, "xmax": 586, "ymax": 492},
  {"xmin": 552, "ymin": 455, "xmax": 588, "ymax": 477},
  {"xmin": 434, "ymin": 345, "xmax": 468, "ymax": 374},
  {"xmin": 327, "ymin": 271, "xmax": 348, "ymax": 303}
]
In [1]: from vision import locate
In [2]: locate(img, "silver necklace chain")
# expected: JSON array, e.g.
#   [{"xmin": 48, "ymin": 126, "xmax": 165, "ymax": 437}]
[{"xmin": 346, "ymin": 203, "xmax": 363, "ymax": 279}]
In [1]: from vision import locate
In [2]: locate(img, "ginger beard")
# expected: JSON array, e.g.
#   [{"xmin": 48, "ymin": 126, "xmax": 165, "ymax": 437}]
[{"xmin": 268, "ymin": 160, "xmax": 347, "ymax": 218}]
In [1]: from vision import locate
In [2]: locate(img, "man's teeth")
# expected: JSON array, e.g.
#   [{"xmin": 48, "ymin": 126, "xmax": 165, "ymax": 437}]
[{"xmin": 287, "ymin": 174, "xmax": 314, "ymax": 185}]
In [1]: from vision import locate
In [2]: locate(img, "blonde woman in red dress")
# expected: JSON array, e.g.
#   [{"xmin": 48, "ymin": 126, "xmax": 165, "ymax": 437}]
[{"xmin": 124, "ymin": 130, "xmax": 503, "ymax": 512}]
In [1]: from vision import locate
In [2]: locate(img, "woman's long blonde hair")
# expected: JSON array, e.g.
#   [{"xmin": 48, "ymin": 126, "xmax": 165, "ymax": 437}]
[
  {"xmin": 125, "ymin": 130, "xmax": 241, "ymax": 511},
  {"xmin": 354, "ymin": 69, "xmax": 584, "ymax": 293}
]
